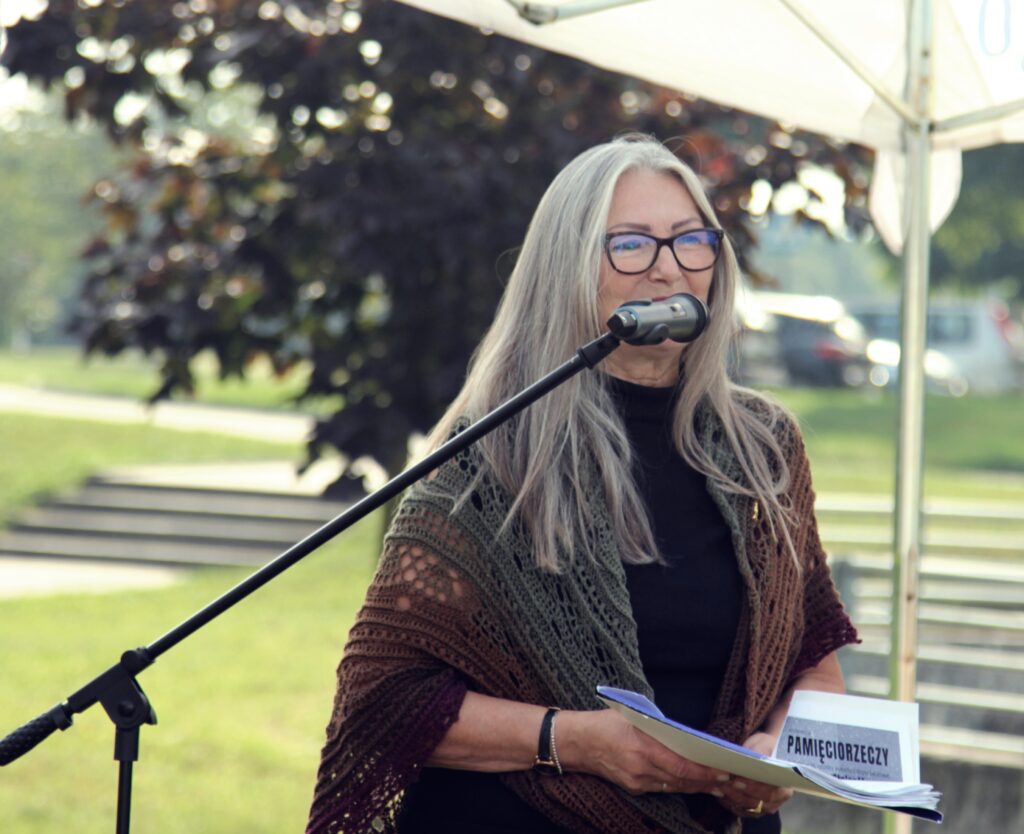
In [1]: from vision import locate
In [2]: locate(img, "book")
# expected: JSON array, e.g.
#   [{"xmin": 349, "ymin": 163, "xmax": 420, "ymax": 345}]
[{"xmin": 596, "ymin": 686, "xmax": 942, "ymax": 822}]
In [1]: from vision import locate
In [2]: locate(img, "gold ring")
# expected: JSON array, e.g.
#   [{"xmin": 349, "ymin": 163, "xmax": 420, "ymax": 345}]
[{"xmin": 744, "ymin": 800, "xmax": 765, "ymax": 815}]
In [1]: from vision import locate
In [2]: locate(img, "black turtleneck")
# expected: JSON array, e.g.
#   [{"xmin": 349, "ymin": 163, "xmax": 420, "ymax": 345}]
[
  {"xmin": 609, "ymin": 376, "xmax": 742, "ymax": 731},
  {"xmin": 612, "ymin": 377, "xmax": 781, "ymax": 834}
]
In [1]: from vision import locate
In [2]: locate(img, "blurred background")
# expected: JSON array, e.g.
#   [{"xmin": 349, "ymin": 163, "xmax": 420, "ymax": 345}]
[{"xmin": 1, "ymin": 2, "xmax": 1022, "ymax": 833}]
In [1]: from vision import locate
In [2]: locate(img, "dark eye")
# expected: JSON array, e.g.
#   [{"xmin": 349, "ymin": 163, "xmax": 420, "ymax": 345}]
[
  {"xmin": 675, "ymin": 230, "xmax": 718, "ymax": 248},
  {"xmin": 608, "ymin": 234, "xmax": 653, "ymax": 254}
]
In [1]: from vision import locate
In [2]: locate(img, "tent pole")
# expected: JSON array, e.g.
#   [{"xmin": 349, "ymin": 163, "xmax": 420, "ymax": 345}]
[
  {"xmin": 934, "ymin": 96, "xmax": 1024, "ymax": 133},
  {"xmin": 889, "ymin": 116, "xmax": 930, "ymax": 829},
  {"xmin": 506, "ymin": 0, "xmax": 652, "ymax": 26},
  {"xmin": 888, "ymin": 2, "xmax": 933, "ymax": 834}
]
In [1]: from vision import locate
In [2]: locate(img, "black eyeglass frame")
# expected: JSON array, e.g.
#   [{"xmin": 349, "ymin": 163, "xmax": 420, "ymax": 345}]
[{"xmin": 603, "ymin": 228, "xmax": 725, "ymax": 275}]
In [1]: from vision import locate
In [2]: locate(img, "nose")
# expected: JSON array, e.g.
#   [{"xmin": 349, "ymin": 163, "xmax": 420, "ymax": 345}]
[{"xmin": 649, "ymin": 240, "xmax": 683, "ymax": 281}]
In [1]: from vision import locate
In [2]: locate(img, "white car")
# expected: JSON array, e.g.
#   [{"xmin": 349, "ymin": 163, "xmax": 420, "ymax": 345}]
[
  {"xmin": 851, "ymin": 298, "xmax": 1024, "ymax": 394},
  {"xmin": 862, "ymin": 337, "xmax": 969, "ymax": 397}
]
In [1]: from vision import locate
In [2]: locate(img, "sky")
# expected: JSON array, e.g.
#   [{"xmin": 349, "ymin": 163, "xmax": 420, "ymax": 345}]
[{"xmin": 0, "ymin": 0, "xmax": 48, "ymax": 114}]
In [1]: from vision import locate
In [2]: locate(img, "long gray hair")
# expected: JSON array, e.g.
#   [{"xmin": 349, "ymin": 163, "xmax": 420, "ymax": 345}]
[{"xmin": 427, "ymin": 134, "xmax": 795, "ymax": 571}]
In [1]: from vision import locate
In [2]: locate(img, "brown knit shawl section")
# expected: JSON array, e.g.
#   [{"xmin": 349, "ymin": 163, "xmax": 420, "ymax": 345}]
[{"xmin": 307, "ymin": 401, "xmax": 859, "ymax": 834}]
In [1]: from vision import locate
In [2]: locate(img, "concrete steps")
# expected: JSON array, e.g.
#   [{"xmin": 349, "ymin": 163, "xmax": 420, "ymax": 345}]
[
  {"xmin": 0, "ymin": 471, "xmax": 350, "ymax": 569},
  {"xmin": 816, "ymin": 494, "xmax": 1024, "ymax": 560},
  {"xmin": 853, "ymin": 576, "xmax": 1024, "ymax": 609},
  {"xmin": 0, "ymin": 530, "xmax": 283, "ymax": 567},
  {"xmin": 49, "ymin": 483, "xmax": 349, "ymax": 521},
  {"xmin": 12, "ymin": 506, "xmax": 323, "ymax": 544},
  {"xmin": 821, "ymin": 525, "xmax": 1024, "ymax": 556},
  {"xmin": 830, "ymin": 549, "xmax": 1024, "ymax": 771}
]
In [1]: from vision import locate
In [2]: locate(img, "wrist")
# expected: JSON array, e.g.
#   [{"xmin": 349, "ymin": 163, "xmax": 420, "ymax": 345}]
[
  {"xmin": 547, "ymin": 710, "xmax": 586, "ymax": 774},
  {"xmin": 533, "ymin": 707, "xmax": 563, "ymax": 776}
]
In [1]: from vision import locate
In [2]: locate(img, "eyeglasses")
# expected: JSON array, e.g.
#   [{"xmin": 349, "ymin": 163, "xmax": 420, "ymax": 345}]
[{"xmin": 603, "ymin": 229, "xmax": 724, "ymax": 274}]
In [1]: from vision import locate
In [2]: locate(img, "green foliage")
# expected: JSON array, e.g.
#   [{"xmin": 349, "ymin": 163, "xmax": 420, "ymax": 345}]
[
  {"xmin": 3, "ymin": 0, "xmax": 873, "ymax": 483},
  {"xmin": 932, "ymin": 143, "xmax": 1024, "ymax": 300},
  {"xmin": 0, "ymin": 91, "xmax": 118, "ymax": 345},
  {"xmin": 749, "ymin": 218, "xmax": 896, "ymax": 301}
]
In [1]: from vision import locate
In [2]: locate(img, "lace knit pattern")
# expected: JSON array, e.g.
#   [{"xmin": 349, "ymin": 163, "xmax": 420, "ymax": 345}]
[{"xmin": 307, "ymin": 403, "xmax": 858, "ymax": 834}]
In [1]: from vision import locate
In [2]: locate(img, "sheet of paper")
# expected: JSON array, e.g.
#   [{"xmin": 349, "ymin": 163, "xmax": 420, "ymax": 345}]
[{"xmin": 774, "ymin": 690, "xmax": 921, "ymax": 790}]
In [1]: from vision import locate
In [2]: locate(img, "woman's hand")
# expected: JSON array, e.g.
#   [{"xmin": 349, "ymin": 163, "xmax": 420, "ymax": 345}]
[
  {"xmin": 713, "ymin": 731, "xmax": 793, "ymax": 818},
  {"xmin": 557, "ymin": 709, "xmax": 731, "ymax": 796},
  {"xmin": 713, "ymin": 652, "xmax": 846, "ymax": 817}
]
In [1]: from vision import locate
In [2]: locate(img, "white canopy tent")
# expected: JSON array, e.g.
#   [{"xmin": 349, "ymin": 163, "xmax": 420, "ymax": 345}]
[
  {"xmin": 397, "ymin": 0, "xmax": 1024, "ymax": 248},
  {"xmin": 395, "ymin": 0, "xmax": 1024, "ymax": 798}
]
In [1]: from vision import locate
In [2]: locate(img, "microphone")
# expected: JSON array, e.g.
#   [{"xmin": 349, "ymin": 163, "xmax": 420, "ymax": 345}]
[{"xmin": 606, "ymin": 293, "xmax": 709, "ymax": 345}]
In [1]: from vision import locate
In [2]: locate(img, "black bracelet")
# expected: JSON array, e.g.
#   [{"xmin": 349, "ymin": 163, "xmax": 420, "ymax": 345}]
[{"xmin": 533, "ymin": 707, "xmax": 563, "ymax": 776}]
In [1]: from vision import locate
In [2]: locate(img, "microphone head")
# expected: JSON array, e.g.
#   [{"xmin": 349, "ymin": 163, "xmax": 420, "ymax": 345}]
[{"xmin": 607, "ymin": 293, "xmax": 709, "ymax": 345}]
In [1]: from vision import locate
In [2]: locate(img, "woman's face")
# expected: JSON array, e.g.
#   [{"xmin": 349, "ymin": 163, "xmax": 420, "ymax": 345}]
[{"xmin": 597, "ymin": 168, "xmax": 715, "ymax": 362}]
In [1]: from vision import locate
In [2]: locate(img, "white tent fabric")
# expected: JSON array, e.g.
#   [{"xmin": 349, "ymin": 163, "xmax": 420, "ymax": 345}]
[{"xmin": 397, "ymin": 0, "xmax": 1024, "ymax": 251}]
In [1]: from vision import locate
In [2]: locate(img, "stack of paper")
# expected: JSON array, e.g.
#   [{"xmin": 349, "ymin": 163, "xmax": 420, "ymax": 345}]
[{"xmin": 596, "ymin": 686, "xmax": 942, "ymax": 822}]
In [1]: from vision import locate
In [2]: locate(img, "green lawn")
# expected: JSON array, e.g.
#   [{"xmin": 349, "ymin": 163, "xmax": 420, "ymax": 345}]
[
  {"xmin": 1, "ymin": 357, "xmax": 1022, "ymax": 831},
  {"xmin": 774, "ymin": 387, "xmax": 1024, "ymax": 501},
  {"xmin": 0, "ymin": 346, "xmax": 339, "ymax": 413},
  {"xmin": 0, "ymin": 516, "xmax": 379, "ymax": 834},
  {"xmin": 0, "ymin": 412, "xmax": 302, "ymax": 525},
  {"xmin": 0, "ymin": 390, "xmax": 358, "ymax": 833}
]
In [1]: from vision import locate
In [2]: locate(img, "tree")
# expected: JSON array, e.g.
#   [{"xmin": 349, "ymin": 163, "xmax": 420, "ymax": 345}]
[
  {"xmin": 932, "ymin": 143, "xmax": 1024, "ymax": 301},
  {"xmin": 0, "ymin": 89, "xmax": 117, "ymax": 346},
  {"xmin": 2, "ymin": 0, "xmax": 873, "ymax": 486}
]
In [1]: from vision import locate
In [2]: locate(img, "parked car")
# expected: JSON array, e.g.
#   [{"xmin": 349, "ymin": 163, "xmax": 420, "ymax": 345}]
[
  {"xmin": 850, "ymin": 298, "xmax": 1024, "ymax": 393},
  {"xmin": 731, "ymin": 291, "xmax": 787, "ymax": 386},
  {"xmin": 861, "ymin": 337, "xmax": 969, "ymax": 397},
  {"xmin": 737, "ymin": 292, "xmax": 871, "ymax": 388}
]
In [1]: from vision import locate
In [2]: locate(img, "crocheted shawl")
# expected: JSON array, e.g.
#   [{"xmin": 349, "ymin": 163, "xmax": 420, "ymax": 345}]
[{"xmin": 307, "ymin": 402, "xmax": 858, "ymax": 834}]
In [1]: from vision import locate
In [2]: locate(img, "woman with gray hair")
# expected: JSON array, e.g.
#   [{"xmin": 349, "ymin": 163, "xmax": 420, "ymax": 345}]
[{"xmin": 307, "ymin": 134, "xmax": 858, "ymax": 834}]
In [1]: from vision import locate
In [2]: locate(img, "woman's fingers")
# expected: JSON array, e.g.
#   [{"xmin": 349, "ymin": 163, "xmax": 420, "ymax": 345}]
[
  {"xmin": 562, "ymin": 709, "xmax": 731, "ymax": 795},
  {"xmin": 649, "ymin": 746, "xmax": 729, "ymax": 788},
  {"xmin": 717, "ymin": 780, "xmax": 793, "ymax": 815},
  {"xmin": 706, "ymin": 730, "xmax": 794, "ymax": 814},
  {"xmin": 561, "ymin": 708, "xmax": 797, "ymax": 806}
]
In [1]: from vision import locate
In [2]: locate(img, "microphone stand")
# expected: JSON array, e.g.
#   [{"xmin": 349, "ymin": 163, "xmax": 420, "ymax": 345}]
[{"xmin": 0, "ymin": 329, "xmax": 624, "ymax": 834}]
